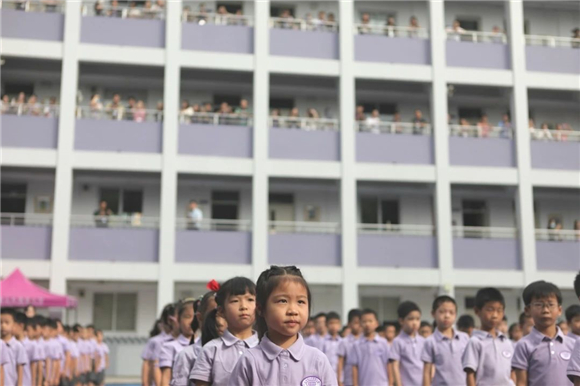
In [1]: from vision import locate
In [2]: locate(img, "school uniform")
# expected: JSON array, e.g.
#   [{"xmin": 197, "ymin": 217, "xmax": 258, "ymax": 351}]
[
  {"xmin": 142, "ymin": 331, "xmax": 172, "ymax": 365},
  {"xmin": 88, "ymin": 337, "xmax": 100, "ymax": 383},
  {"xmin": 337, "ymin": 334, "xmax": 359, "ymax": 386},
  {"xmin": 0, "ymin": 340, "xmax": 9, "ymax": 371},
  {"xmin": 171, "ymin": 341, "xmax": 201, "ymax": 386},
  {"xmin": 351, "ymin": 334, "xmax": 391, "ymax": 386},
  {"xmin": 321, "ymin": 334, "xmax": 343, "ymax": 375},
  {"xmin": 22, "ymin": 337, "xmax": 43, "ymax": 365},
  {"xmin": 77, "ymin": 338, "xmax": 90, "ymax": 383},
  {"xmin": 227, "ymin": 333, "xmax": 337, "ymax": 386},
  {"xmin": 6, "ymin": 336, "xmax": 31, "ymax": 386},
  {"xmin": 421, "ymin": 329, "xmax": 469, "ymax": 386},
  {"xmin": 462, "ymin": 330, "xmax": 514, "ymax": 386},
  {"xmin": 68, "ymin": 340, "xmax": 80, "ymax": 385},
  {"xmin": 568, "ymin": 332, "xmax": 580, "ymax": 342},
  {"xmin": 159, "ymin": 334, "xmax": 190, "ymax": 369},
  {"xmin": 567, "ymin": 337, "xmax": 580, "ymax": 383},
  {"xmin": 304, "ymin": 333, "xmax": 328, "ymax": 352},
  {"xmin": 191, "ymin": 330, "xmax": 259, "ymax": 386},
  {"xmin": 389, "ymin": 331, "xmax": 425, "ymax": 386},
  {"xmin": 46, "ymin": 337, "xmax": 64, "ymax": 383},
  {"xmin": 512, "ymin": 327, "xmax": 574, "ymax": 386},
  {"xmin": 95, "ymin": 342, "xmax": 109, "ymax": 385}
]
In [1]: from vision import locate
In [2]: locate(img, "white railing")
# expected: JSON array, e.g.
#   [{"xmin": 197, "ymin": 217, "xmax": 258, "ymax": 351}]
[
  {"xmin": 530, "ymin": 129, "xmax": 580, "ymax": 142},
  {"xmin": 269, "ymin": 17, "xmax": 338, "ymax": 32},
  {"xmin": 175, "ymin": 218, "xmax": 251, "ymax": 231},
  {"xmin": 526, "ymin": 35, "xmax": 580, "ymax": 48},
  {"xmin": 1, "ymin": 102, "xmax": 59, "ymax": 118},
  {"xmin": 179, "ymin": 112, "xmax": 253, "ymax": 126},
  {"xmin": 446, "ymin": 30, "xmax": 507, "ymax": 44},
  {"xmin": 0, "ymin": 0, "xmax": 63, "ymax": 12},
  {"xmin": 535, "ymin": 229, "xmax": 580, "ymax": 242},
  {"xmin": 70, "ymin": 214, "xmax": 159, "ymax": 229},
  {"xmin": 449, "ymin": 124, "xmax": 513, "ymax": 139},
  {"xmin": 355, "ymin": 121, "xmax": 432, "ymax": 135},
  {"xmin": 269, "ymin": 116, "xmax": 340, "ymax": 132},
  {"xmin": 453, "ymin": 226, "xmax": 517, "ymax": 239},
  {"xmin": 269, "ymin": 221, "xmax": 340, "ymax": 234},
  {"xmin": 0, "ymin": 213, "xmax": 53, "ymax": 227},
  {"xmin": 182, "ymin": 11, "xmax": 253, "ymax": 26},
  {"xmin": 354, "ymin": 24, "xmax": 428, "ymax": 39},
  {"xmin": 357, "ymin": 223, "xmax": 435, "ymax": 236},
  {"xmin": 76, "ymin": 106, "xmax": 163, "ymax": 122},
  {"xmin": 81, "ymin": 3, "xmax": 165, "ymax": 19}
]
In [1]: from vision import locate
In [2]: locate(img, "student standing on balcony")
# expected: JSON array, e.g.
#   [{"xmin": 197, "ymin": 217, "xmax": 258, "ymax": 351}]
[
  {"xmin": 358, "ymin": 13, "xmax": 371, "ymax": 35},
  {"xmin": 385, "ymin": 16, "xmax": 396, "ymax": 37},
  {"xmin": 187, "ymin": 200, "xmax": 203, "ymax": 230}
]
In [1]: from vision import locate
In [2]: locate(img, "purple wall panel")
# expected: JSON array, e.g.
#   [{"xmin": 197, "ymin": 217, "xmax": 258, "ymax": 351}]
[
  {"xmin": 1, "ymin": 9, "xmax": 64, "ymax": 41},
  {"xmin": 354, "ymin": 35, "xmax": 431, "ymax": 65},
  {"xmin": 453, "ymin": 238, "xmax": 521, "ymax": 270},
  {"xmin": 357, "ymin": 234, "xmax": 437, "ymax": 268},
  {"xmin": 69, "ymin": 228, "xmax": 159, "ymax": 262},
  {"xmin": 531, "ymin": 141, "xmax": 580, "ymax": 171},
  {"xmin": 536, "ymin": 241, "xmax": 580, "ymax": 271},
  {"xmin": 269, "ymin": 233, "xmax": 341, "ymax": 266},
  {"xmin": 270, "ymin": 128, "xmax": 340, "ymax": 161},
  {"xmin": 526, "ymin": 46, "xmax": 580, "ymax": 74},
  {"xmin": 270, "ymin": 29, "xmax": 339, "ymax": 60},
  {"xmin": 449, "ymin": 137, "xmax": 516, "ymax": 167},
  {"xmin": 75, "ymin": 119, "xmax": 162, "ymax": 153},
  {"xmin": 182, "ymin": 24, "xmax": 253, "ymax": 53},
  {"xmin": 356, "ymin": 133, "xmax": 434, "ymax": 164},
  {"xmin": 1, "ymin": 115, "xmax": 59, "ymax": 149},
  {"xmin": 1, "ymin": 226, "xmax": 52, "ymax": 260},
  {"xmin": 446, "ymin": 41, "xmax": 511, "ymax": 69},
  {"xmin": 81, "ymin": 16, "xmax": 165, "ymax": 48},
  {"xmin": 179, "ymin": 124, "xmax": 253, "ymax": 158},
  {"xmin": 175, "ymin": 230, "xmax": 251, "ymax": 264}
]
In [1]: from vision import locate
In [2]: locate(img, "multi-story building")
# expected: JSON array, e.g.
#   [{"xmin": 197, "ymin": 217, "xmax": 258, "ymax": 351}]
[{"xmin": 1, "ymin": 0, "xmax": 579, "ymax": 376}]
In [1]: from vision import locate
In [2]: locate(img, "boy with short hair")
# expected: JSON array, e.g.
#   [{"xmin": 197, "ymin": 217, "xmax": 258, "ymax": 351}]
[
  {"xmin": 565, "ymin": 305, "xmax": 580, "ymax": 341},
  {"xmin": 518, "ymin": 311, "xmax": 534, "ymax": 336},
  {"xmin": 419, "ymin": 321, "xmax": 433, "ymax": 338},
  {"xmin": 13, "ymin": 312, "xmax": 35, "ymax": 386},
  {"xmin": 304, "ymin": 312, "xmax": 328, "ymax": 351},
  {"xmin": 457, "ymin": 314, "xmax": 476, "ymax": 337},
  {"xmin": 95, "ymin": 330, "xmax": 109, "ymax": 386},
  {"xmin": 390, "ymin": 301, "xmax": 425, "ymax": 386},
  {"xmin": 322, "ymin": 312, "xmax": 343, "ymax": 376},
  {"xmin": 1, "ymin": 308, "xmax": 29, "ymax": 386},
  {"xmin": 25, "ymin": 316, "xmax": 45, "ymax": 386},
  {"xmin": 462, "ymin": 287, "xmax": 515, "ymax": 386},
  {"xmin": 44, "ymin": 318, "xmax": 64, "ymax": 386},
  {"xmin": 337, "ymin": 309, "xmax": 362, "ymax": 386},
  {"xmin": 567, "ymin": 272, "xmax": 580, "ymax": 385},
  {"xmin": 512, "ymin": 280, "xmax": 575, "ymax": 386},
  {"xmin": 384, "ymin": 322, "xmax": 397, "ymax": 346},
  {"xmin": 351, "ymin": 309, "xmax": 392, "ymax": 386}
]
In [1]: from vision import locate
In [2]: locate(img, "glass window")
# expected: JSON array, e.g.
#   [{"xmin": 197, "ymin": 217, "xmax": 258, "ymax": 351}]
[
  {"xmin": 115, "ymin": 293, "xmax": 137, "ymax": 331},
  {"xmin": 93, "ymin": 292, "xmax": 137, "ymax": 331},
  {"xmin": 93, "ymin": 293, "xmax": 114, "ymax": 331}
]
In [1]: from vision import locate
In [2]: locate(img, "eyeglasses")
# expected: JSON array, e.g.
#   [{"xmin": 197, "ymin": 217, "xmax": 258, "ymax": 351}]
[{"xmin": 530, "ymin": 302, "xmax": 558, "ymax": 310}]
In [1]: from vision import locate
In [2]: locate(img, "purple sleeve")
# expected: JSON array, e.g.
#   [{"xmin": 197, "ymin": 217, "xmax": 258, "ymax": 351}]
[
  {"xmin": 511, "ymin": 340, "xmax": 529, "ymax": 371},
  {"xmin": 318, "ymin": 353, "xmax": 339, "ymax": 386},
  {"xmin": 421, "ymin": 338, "xmax": 434, "ymax": 364},
  {"xmin": 16, "ymin": 344, "xmax": 29, "ymax": 366},
  {"xmin": 158, "ymin": 342, "xmax": 174, "ymax": 368},
  {"xmin": 1, "ymin": 342, "xmax": 9, "ymax": 365},
  {"xmin": 390, "ymin": 339, "xmax": 401, "ymax": 362},
  {"xmin": 462, "ymin": 338, "xmax": 480, "ymax": 372},
  {"xmin": 567, "ymin": 338, "xmax": 580, "ymax": 382},
  {"xmin": 227, "ymin": 352, "xmax": 253, "ymax": 386},
  {"xmin": 189, "ymin": 344, "xmax": 215, "ymax": 383},
  {"xmin": 351, "ymin": 345, "xmax": 359, "ymax": 366},
  {"xmin": 337, "ymin": 340, "xmax": 346, "ymax": 357}
]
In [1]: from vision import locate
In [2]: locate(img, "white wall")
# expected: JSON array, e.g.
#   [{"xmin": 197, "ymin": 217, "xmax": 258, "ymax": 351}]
[
  {"xmin": 184, "ymin": 1, "xmax": 254, "ymax": 16},
  {"xmin": 1, "ymin": 170, "xmax": 55, "ymax": 214},
  {"xmin": 270, "ymin": 181, "xmax": 341, "ymax": 223},
  {"xmin": 524, "ymin": 6, "xmax": 580, "ymax": 36},
  {"xmin": 354, "ymin": 1, "xmax": 429, "ymax": 29},
  {"xmin": 357, "ymin": 185, "xmax": 434, "ymax": 225},
  {"xmin": 451, "ymin": 190, "xmax": 516, "ymax": 227}
]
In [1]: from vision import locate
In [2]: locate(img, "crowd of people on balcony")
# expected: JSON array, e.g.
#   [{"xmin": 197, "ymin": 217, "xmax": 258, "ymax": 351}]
[
  {"xmin": 9, "ymin": 0, "xmax": 60, "ymax": 12},
  {"xmin": 450, "ymin": 113, "xmax": 513, "ymax": 138},
  {"xmin": 84, "ymin": 93, "xmax": 164, "ymax": 122},
  {"xmin": 183, "ymin": 3, "xmax": 247, "ymax": 26},
  {"xmin": 273, "ymin": 9, "xmax": 337, "ymax": 31},
  {"xmin": 546, "ymin": 218, "xmax": 580, "ymax": 241},
  {"xmin": 270, "ymin": 107, "xmax": 338, "ymax": 130},
  {"xmin": 446, "ymin": 20, "xmax": 506, "ymax": 43},
  {"xmin": 1, "ymin": 93, "xmax": 58, "ymax": 117},
  {"xmin": 358, "ymin": 13, "xmax": 422, "ymax": 37},
  {"xmin": 179, "ymin": 98, "xmax": 251, "ymax": 125},
  {"xmin": 356, "ymin": 106, "xmax": 429, "ymax": 134},
  {"xmin": 93, "ymin": 0, "xmax": 165, "ymax": 19},
  {"xmin": 529, "ymin": 118, "xmax": 577, "ymax": 141}
]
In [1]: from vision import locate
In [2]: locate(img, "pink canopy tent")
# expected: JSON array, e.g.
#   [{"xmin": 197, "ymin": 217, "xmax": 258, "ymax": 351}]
[{"xmin": 0, "ymin": 268, "xmax": 77, "ymax": 308}]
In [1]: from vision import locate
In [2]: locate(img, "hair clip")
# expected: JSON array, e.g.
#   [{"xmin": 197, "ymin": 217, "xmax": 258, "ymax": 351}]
[{"xmin": 206, "ymin": 279, "xmax": 220, "ymax": 292}]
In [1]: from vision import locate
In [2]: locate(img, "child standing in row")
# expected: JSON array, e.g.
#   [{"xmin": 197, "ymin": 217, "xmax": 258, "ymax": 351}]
[
  {"xmin": 305, "ymin": 312, "xmax": 329, "ymax": 351},
  {"xmin": 566, "ymin": 305, "xmax": 580, "ymax": 341},
  {"xmin": 337, "ymin": 309, "xmax": 362, "ymax": 386},
  {"xmin": 1, "ymin": 308, "xmax": 29, "ymax": 386},
  {"xmin": 322, "ymin": 312, "xmax": 343, "ymax": 377},
  {"xmin": 390, "ymin": 301, "xmax": 425, "ymax": 386},
  {"xmin": 567, "ymin": 272, "xmax": 580, "ymax": 385}
]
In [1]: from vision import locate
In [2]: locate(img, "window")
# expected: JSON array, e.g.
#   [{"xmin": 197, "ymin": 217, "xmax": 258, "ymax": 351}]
[
  {"xmin": 269, "ymin": 98, "xmax": 294, "ymax": 113},
  {"xmin": 122, "ymin": 190, "xmax": 143, "ymax": 214},
  {"xmin": 216, "ymin": 2, "xmax": 242, "ymax": 14},
  {"xmin": 270, "ymin": 5, "xmax": 294, "ymax": 17},
  {"xmin": 93, "ymin": 293, "xmax": 137, "ymax": 332},
  {"xmin": 381, "ymin": 200, "xmax": 399, "ymax": 225},
  {"xmin": 462, "ymin": 200, "xmax": 488, "ymax": 227},
  {"xmin": 360, "ymin": 102, "xmax": 397, "ymax": 116},
  {"xmin": 359, "ymin": 197, "xmax": 399, "ymax": 225},
  {"xmin": 360, "ymin": 198, "xmax": 378, "ymax": 224},
  {"xmin": 458, "ymin": 107, "xmax": 483, "ymax": 122},
  {"xmin": 3, "ymin": 83, "xmax": 34, "ymax": 98},
  {"xmin": 213, "ymin": 95, "xmax": 241, "ymax": 109},
  {"xmin": 211, "ymin": 191, "xmax": 239, "ymax": 220},
  {"xmin": 456, "ymin": 18, "xmax": 479, "ymax": 31},
  {"xmin": 99, "ymin": 188, "xmax": 143, "ymax": 215},
  {"xmin": 1, "ymin": 183, "xmax": 27, "ymax": 214}
]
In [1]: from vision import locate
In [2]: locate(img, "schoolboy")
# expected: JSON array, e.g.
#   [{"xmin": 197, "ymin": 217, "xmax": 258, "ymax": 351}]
[
  {"xmin": 565, "ymin": 305, "xmax": 580, "ymax": 341},
  {"xmin": 457, "ymin": 314, "xmax": 476, "ymax": 337},
  {"xmin": 567, "ymin": 272, "xmax": 580, "ymax": 385},
  {"xmin": 304, "ymin": 312, "xmax": 328, "ymax": 351},
  {"xmin": 389, "ymin": 301, "xmax": 425, "ymax": 386},
  {"xmin": 322, "ymin": 312, "xmax": 343, "ymax": 375},
  {"xmin": 337, "ymin": 309, "xmax": 362, "ymax": 386},
  {"xmin": 1, "ymin": 308, "xmax": 29, "ymax": 386}
]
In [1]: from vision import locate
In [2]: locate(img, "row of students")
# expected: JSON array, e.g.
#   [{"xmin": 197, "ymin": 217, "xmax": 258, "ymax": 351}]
[{"xmin": 0, "ymin": 310, "xmax": 109, "ymax": 386}]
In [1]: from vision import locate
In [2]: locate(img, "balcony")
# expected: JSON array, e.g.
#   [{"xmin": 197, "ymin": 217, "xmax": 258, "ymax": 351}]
[
  {"xmin": 530, "ymin": 130, "xmax": 580, "ymax": 170},
  {"xmin": 453, "ymin": 226, "xmax": 520, "ymax": 270},
  {"xmin": 357, "ymin": 224, "xmax": 437, "ymax": 268},
  {"xmin": 80, "ymin": 4, "xmax": 165, "ymax": 48},
  {"xmin": 269, "ymin": 18, "xmax": 339, "ymax": 60},
  {"xmin": 269, "ymin": 117, "xmax": 340, "ymax": 161},
  {"xmin": 449, "ymin": 125, "xmax": 515, "ymax": 167},
  {"xmin": 446, "ymin": 31, "xmax": 510, "ymax": 70},
  {"xmin": 268, "ymin": 221, "xmax": 341, "ymax": 266},
  {"xmin": 525, "ymin": 35, "xmax": 580, "ymax": 74},
  {"xmin": 68, "ymin": 215, "xmax": 159, "ymax": 262},
  {"xmin": 356, "ymin": 121, "xmax": 434, "ymax": 165},
  {"xmin": 1, "ymin": 107, "xmax": 59, "ymax": 149},
  {"xmin": 0, "ymin": 213, "xmax": 52, "ymax": 260},
  {"xmin": 175, "ymin": 219, "xmax": 251, "ymax": 264},
  {"xmin": 1, "ymin": 1, "xmax": 64, "ymax": 41},
  {"xmin": 354, "ymin": 25, "xmax": 431, "ymax": 65},
  {"xmin": 178, "ymin": 112, "xmax": 253, "ymax": 158},
  {"xmin": 535, "ymin": 229, "xmax": 580, "ymax": 271},
  {"xmin": 182, "ymin": 12, "xmax": 254, "ymax": 54},
  {"xmin": 74, "ymin": 107, "xmax": 163, "ymax": 154}
]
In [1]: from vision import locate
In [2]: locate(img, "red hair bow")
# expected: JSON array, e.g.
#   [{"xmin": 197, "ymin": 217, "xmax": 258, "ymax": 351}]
[{"xmin": 206, "ymin": 279, "xmax": 220, "ymax": 292}]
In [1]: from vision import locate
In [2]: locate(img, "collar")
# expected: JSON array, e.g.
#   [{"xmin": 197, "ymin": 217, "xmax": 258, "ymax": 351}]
[
  {"xmin": 260, "ymin": 333, "xmax": 305, "ymax": 362},
  {"xmin": 528, "ymin": 327, "xmax": 565, "ymax": 345},
  {"xmin": 472, "ymin": 329, "xmax": 506, "ymax": 341},
  {"xmin": 6, "ymin": 336, "xmax": 17, "ymax": 347},
  {"xmin": 359, "ymin": 333, "xmax": 382, "ymax": 343},
  {"xmin": 398, "ymin": 330, "xmax": 421, "ymax": 342},
  {"xmin": 434, "ymin": 328, "xmax": 462, "ymax": 342},
  {"xmin": 221, "ymin": 330, "xmax": 259, "ymax": 348},
  {"xmin": 177, "ymin": 334, "xmax": 191, "ymax": 346},
  {"xmin": 324, "ymin": 334, "xmax": 342, "ymax": 342}
]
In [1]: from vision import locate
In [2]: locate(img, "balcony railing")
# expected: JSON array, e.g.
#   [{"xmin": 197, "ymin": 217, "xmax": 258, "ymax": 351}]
[
  {"xmin": 70, "ymin": 214, "xmax": 159, "ymax": 229},
  {"xmin": 179, "ymin": 112, "xmax": 253, "ymax": 126},
  {"xmin": 525, "ymin": 35, "xmax": 580, "ymax": 48},
  {"xmin": 453, "ymin": 226, "xmax": 517, "ymax": 239},
  {"xmin": 175, "ymin": 218, "xmax": 251, "ymax": 232},
  {"xmin": 354, "ymin": 24, "xmax": 428, "ymax": 39},
  {"xmin": 269, "ymin": 17, "xmax": 338, "ymax": 32},
  {"xmin": 0, "ymin": 0, "xmax": 63, "ymax": 12},
  {"xmin": 269, "ymin": 116, "xmax": 340, "ymax": 131},
  {"xmin": 446, "ymin": 30, "xmax": 508, "ymax": 44},
  {"xmin": 535, "ymin": 229, "xmax": 580, "ymax": 241},
  {"xmin": 357, "ymin": 223, "xmax": 435, "ymax": 236},
  {"xmin": 76, "ymin": 106, "xmax": 163, "ymax": 122},
  {"xmin": 1, "ymin": 102, "xmax": 60, "ymax": 117},
  {"xmin": 81, "ymin": 3, "xmax": 165, "ymax": 19},
  {"xmin": 355, "ymin": 121, "xmax": 432, "ymax": 135},
  {"xmin": 0, "ymin": 213, "xmax": 53, "ymax": 226},
  {"xmin": 269, "ymin": 221, "xmax": 340, "ymax": 234},
  {"xmin": 449, "ymin": 124, "xmax": 513, "ymax": 139},
  {"xmin": 182, "ymin": 11, "xmax": 253, "ymax": 26},
  {"xmin": 530, "ymin": 128, "xmax": 580, "ymax": 142}
]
